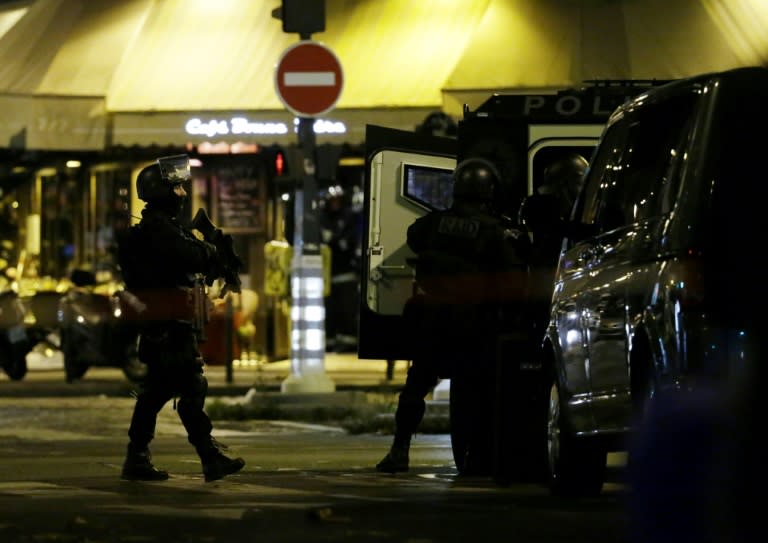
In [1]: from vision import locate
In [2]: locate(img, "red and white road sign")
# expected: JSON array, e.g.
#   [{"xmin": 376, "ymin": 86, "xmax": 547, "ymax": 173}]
[{"xmin": 274, "ymin": 41, "xmax": 344, "ymax": 117}]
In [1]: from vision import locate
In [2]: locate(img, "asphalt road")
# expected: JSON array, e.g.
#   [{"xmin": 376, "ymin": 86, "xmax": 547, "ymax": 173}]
[{"xmin": 0, "ymin": 395, "xmax": 633, "ymax": 543}]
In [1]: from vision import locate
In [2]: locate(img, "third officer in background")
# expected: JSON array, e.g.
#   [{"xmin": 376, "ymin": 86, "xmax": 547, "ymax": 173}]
[
  {"xmin": 320, "ymin": 184, "xmax": 363, "ymax": 352},
  {"xmin": 376, "ymin": 157, "xmax": 528, "ymax": 473},
  {"xmin": 518, "ymin": 151, "xmax": 588, "ymax": 342}
]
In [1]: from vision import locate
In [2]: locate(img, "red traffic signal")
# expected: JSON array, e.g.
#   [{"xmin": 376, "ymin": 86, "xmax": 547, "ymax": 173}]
[{"xmin": 274, "ymin": 150, "xmax": 285, "ymax": 176}]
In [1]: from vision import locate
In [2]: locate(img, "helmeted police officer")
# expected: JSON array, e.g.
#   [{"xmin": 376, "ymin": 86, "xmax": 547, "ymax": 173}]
[
  {"xmin": 117, "ymin": 155, "xmax": 245, "ymax": 482},
  {"xmin": 535, "ymin": 151, "xmax": 588, "ymax": 222},
  {"xmin": 376, "ymin": 157, "xmax": 528, "ymax": 473},
  {"xmin": 518, "ymin": 151, "xmax": 588, "ymax": 343}
]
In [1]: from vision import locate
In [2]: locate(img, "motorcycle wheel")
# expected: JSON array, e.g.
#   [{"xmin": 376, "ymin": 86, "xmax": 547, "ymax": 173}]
[
  {"xmin": 0, "ymin": 339, "xmax": 29, "ymax": 381},
  {"xmin": 122, "ymin": 337, "xmax": 147, "ymax": 384},
  {"xmin": 60, "ymin": 328, "xmax": 88, "ymax": 383}
]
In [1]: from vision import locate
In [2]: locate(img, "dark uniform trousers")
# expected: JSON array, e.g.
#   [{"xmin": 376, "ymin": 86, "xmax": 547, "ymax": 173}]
[
  {"xmin": 128, "ymin": 322, "xmax": 212, "ymax": 448},
  {"xmin": 393, "ymin": 295, "xmax": 499, "ymax": 445}
]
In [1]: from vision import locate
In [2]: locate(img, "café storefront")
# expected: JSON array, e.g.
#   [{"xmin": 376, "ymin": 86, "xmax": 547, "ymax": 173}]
[
  {"xmin": 0, "ymin": 97, "xmax": 435, "ymax": 360},
  {"xmin": 1, "ymin": 0, "xmax": 766, "ymax": 361}
]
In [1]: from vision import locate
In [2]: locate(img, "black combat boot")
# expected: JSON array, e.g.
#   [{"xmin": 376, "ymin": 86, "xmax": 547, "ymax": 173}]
[
  {"xmin": 121, "ymin": 443, "xmax": 169, "ymax": 481},
  {"xmin": 376, "ymin": 443, "xmax": 410, "ymax": 473},
  {"xmin": 196, "ymin": 437, "xmax": 245, "ymax": 482}
]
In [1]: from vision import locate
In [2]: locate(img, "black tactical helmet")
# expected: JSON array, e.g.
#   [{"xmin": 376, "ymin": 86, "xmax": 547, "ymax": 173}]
[
  {"xmin": 539, "ymin": 152, "xmax": 588, "ymax": 204},
  {"xmin": 415, "ymin": 111, "xmax": 458, "ymax": 138},
  {"xmin": 452, "ymin": 157, "xmax": 500, "ymax": 203},
  {"xmin": 136, "ymin": 154, "xmax": 190, "ymax": 203}
]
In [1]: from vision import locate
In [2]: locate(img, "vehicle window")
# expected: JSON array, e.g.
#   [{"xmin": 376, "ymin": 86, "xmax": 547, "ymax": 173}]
[
  {"xmin": 401, "ymin": 164, "xmax": 454, "ymax": 211},
  {"xmin": 577, "ymin": 120, "xmax": 627, "ymax": 226},
  {"xmin": 596, "ymin": 96, "xmax": 697, "ymax": 231},
  {"xmin": 658, "ymin": 114, "xmax": 695, "ymax": 214}
]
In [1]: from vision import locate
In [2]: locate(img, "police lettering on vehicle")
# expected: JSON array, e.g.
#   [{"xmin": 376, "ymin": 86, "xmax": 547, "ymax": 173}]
[
  {"xmin": 437, "ymin": 216, "xmax": 480, "ymax": 237},
  {"xmin": 467, "ymin": 80, "xmax": 670, "ymax": 123},
  {"xmin": 522, "ymin": 94, "xmax": 616, "ymax": 117}
]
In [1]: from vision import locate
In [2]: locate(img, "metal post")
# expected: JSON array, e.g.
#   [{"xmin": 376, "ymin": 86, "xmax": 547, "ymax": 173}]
[
  {"xmin": 225, "ymin": 295, "xmax": 234, "ymax": 384},
  {"xmin": 281, "ymin": 117, "xmax": 335, "ymax": 393}
]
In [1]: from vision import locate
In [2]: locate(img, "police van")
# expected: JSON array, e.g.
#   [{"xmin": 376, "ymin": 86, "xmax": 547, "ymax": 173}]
[{"xmin": 358, "ymin": 81, "xmax": 666, "ymax": 481}]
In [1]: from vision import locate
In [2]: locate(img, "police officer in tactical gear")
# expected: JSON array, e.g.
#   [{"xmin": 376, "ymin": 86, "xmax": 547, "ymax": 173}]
[
  {"xmin": 518, "ymin": 151, "xmax": 588, "ymax": 338},
  {"xmin": 376, "ymin": 157, "xmax": 528, "ymax": 473},
  {"xmin": 117, "ymin": 155, "xmax": 245, "ymax": 482},
  {"xmin": 535, "ymin": 151, "xmax": 588, "ymax": 221}
]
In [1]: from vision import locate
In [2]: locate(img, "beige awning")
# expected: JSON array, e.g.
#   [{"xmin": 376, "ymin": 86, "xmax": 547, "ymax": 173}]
[
  {"xmin": 0, "ymin": 0, "xmax": 767, "ymax": 147},
  {"xmin": 0, "ymin": 94, "xmax": 106, "ymax": 150},
  {"xmin": 441, "ymin": 0, "xmax": 768, "ymax": 115},
  {"xmin": 104, "ymin": 0, "xmax": 489, "ymax": 112}
]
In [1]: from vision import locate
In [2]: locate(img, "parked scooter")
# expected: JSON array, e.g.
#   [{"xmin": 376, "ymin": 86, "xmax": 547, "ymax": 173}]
[
  {"xmin": 0, "ymin": 266, "xmax": 62, "ymax": 381},
  {"xmin": 57, "ymin": 268, "xmax": 147, "ymax": 383},
  {"xmin": 0, "ymin": 286, "xmax": 34, "ymax": 380}
]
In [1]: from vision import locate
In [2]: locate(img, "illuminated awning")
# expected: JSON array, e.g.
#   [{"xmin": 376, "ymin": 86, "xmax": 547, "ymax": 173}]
[
  {"xmin": 0, "ymin": 94, "xmax": 106, "ymax": 150},
  {"xmin": 111, "ymin": 107, "xmax": 436, "ymax": 147},
  {"xmin": 441, "ymin": 0, "xmax": 768, "ymax": 115},
  {"xmin": 104, "ymin": 0, "xmax": 487, "ymax": 112},
  {"xmin": 0, "ymin": 0, "xmax": 766, "ymax": 149}
]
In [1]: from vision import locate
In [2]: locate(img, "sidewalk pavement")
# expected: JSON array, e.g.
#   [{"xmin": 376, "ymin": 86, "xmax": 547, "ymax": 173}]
[
  {"xmin": 2, "ymin": 352, "xmax": 453, "ymax": 431},
  {"xmin": 3, "ymin": 352, "xmax": 452, "ymax": 423},
  {"xmin": 1, "ymin": 352, "xmax": 416, "ymax": 398},
  {"xmin": 229, "ymin": 353, "xmax": 411, "ymax": 393}
]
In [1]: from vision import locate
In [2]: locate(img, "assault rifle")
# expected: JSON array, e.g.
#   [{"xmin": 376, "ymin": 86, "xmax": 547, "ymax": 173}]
[{"xmin": 191, "ymin": 208, "xmax": 243, "ymax": 297}]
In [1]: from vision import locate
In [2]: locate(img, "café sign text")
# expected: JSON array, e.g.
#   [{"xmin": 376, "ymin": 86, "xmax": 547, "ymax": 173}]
[{"xmin": 185, "ymin": 116, "xmax": 346, "ymax": 138}]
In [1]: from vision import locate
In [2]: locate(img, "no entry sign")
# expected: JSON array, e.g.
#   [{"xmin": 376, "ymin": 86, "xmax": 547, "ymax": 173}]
[{"xmin": 274, "ymin": 41, "xmax": 344, "ymax": 117}]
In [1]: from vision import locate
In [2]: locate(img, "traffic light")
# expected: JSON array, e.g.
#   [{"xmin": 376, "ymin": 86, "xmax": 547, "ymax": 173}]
[
  {"xmin": 271, "ymin": 0, "xmax": 325, "ymax": 37},
  {"xmin": 266, "ymin": 145, "xmax": 292, "ymax": 187},
  {"xmin": 274, "ymin": 147, "xmax": 286, "ymax": 177}
]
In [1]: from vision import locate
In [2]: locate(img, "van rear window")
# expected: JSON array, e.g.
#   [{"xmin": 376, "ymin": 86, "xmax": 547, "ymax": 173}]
[{"xmin": 401, "ymin": 164, "xmax": 454, "ymax": 211}]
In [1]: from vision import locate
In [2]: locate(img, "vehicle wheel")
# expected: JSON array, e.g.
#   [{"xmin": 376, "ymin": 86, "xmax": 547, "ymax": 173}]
[
  {"xmin": 64, "ymin": 361, "xmax": 88, "ymax": 383},
  {"xmin": 626, "ymin": 344, "xmax": 659, "ymax": 476},
  {"xmin": 122, "ymin": 357, "xmax": 147, "ymax": 384},
  {"xmin": 494, "ymin": 369, "xmax": 549, "ymax": 485},
  {"xmin": 122, "ymin": 338, "xmax": 147, "ymax": 384},
  {"xmin": 449, "ymin": 376, "xmax": 471, "ymax": 472},
  {"xmin": 547, "ymin": 376, "xmax": 606, "ymax": 497},
  {"xmin": 450, "ymin": 374, "xmax": 493, "ymax": 476},
  {"xmin": 60, "ymin": 328, "xmax": 88, "ymax": 383},
  {"xmin": 0, "ymin": 339, "xmax": 29, "ymax": 381}
]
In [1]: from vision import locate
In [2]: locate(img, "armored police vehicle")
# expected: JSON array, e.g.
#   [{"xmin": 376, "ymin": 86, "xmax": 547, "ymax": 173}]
[{"xmin": 358, "ymin": 80, "xmax": 666, "ymax": 482}]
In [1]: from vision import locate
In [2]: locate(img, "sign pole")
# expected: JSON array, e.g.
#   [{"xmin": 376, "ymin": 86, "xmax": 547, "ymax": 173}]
[
  {"xmin": 272, "ymin": 3, "xmax": 341, "ymax": 394},
  {"xmin": 281, "ymin": 116, "xmax": 335, "ymax": 393}
]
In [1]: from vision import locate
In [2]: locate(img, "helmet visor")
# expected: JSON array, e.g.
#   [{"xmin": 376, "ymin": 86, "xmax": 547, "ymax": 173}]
[{"xmin": 157, "ymin": 154, "xmax": 190, "ymax": 183}]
